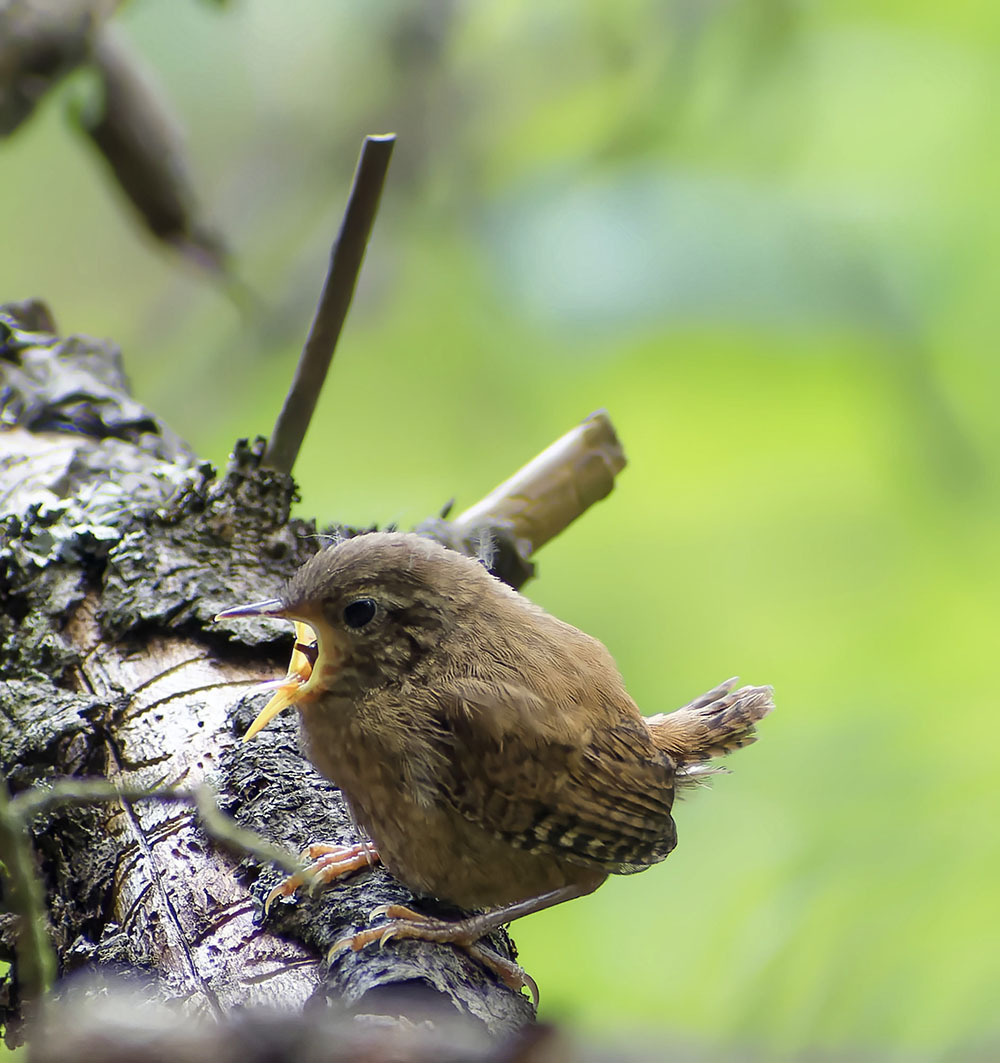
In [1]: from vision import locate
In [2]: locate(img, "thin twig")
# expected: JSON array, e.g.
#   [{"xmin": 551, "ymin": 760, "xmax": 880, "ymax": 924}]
[
  {"xmin": 0, "ymin": 778, "xmax": 57, "ymax": 1007},
  {"xmin": 190, "ymin": 786, "xmax": 305, "ymax": 877},
  {"xmin": 263, "ymin": 133, "xmax": 396, "ymax": 474},
  {"xmin": 7, "ymin": 779, "xmax": 191, "ymax": 821},
  {"xmin": 9, "ymin": 778, "xmax": 306, "ymax": 878}
]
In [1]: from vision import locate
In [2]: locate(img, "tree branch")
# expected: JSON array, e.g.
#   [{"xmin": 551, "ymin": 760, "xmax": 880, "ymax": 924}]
[
  {"xmin": 454, "ymin": 407, "xmax": 626, "ymax": 551},
  {"xmin": 2, "ymin": 299, "xmax": 628, "ymax": 1041},
  {"xmin": 0, "ymin": 284, "xmax": 629, "ymax": 1041}
]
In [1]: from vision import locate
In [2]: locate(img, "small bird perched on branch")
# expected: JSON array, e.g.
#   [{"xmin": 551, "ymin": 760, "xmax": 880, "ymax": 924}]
[{"xmin": 217, "ymin": 532, "xmax": 773, "ymax": 1000}]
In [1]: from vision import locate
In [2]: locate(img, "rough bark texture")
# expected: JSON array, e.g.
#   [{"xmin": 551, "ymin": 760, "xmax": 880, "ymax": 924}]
[{"xmin": 0, "ymin": 299, "xmax": 534, "ymax": 1043}]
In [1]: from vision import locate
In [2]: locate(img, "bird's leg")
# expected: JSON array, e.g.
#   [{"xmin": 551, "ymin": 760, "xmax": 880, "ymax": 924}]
[
  {"xmin": 329, "ymin": 880, "xmax": 601, "ymax": 1003},
  {"xmin": 364, "ymin": 882, "xmax": 600, "ymax": 945},
  {"xmin": 265, "ymin": 840, "xmax": 380, "ymax": 914}
]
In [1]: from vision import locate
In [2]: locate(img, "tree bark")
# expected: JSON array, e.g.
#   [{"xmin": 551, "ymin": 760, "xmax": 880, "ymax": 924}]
[{"xmin": 0, "ymin": 299, "xmax": 558, "ymax": 1042}]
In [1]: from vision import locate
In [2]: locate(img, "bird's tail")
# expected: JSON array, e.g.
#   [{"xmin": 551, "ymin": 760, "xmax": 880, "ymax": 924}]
[{"xmin": 646, "ymin": 678, "xmax": 774, "ymax": 787}]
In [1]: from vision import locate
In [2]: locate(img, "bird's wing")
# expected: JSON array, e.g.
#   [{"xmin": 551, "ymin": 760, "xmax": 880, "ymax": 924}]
[{"xmin": 429, "ymin": 677, "xmax": 678, "ymax": 872}]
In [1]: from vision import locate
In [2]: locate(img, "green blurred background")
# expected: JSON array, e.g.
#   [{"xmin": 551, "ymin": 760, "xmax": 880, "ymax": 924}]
[{"xmin": 3, "ymin": 1, "xmax": 998, "ymax": 1059}]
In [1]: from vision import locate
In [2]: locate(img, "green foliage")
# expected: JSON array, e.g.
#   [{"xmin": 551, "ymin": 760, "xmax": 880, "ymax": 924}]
[{"xmin": 2, "ymin": 1, "xmax": 997, "ymax": 1057}]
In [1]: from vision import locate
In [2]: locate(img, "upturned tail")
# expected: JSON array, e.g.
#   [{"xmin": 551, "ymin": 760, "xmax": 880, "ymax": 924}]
[{"xmin": 645, "ymin": 678, "xmax": 774, "ymax": 784}]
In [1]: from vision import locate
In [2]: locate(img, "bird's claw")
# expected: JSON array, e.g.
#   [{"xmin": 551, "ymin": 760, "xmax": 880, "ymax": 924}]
[
  {"xmin": 326, "ymin": 937, "xmax": 352, "ymax": 961},
  {"xmin": 263, "ymin": 874, "xmax": 305, "ymax": 916},
  {"xmin": 368, "ymin": 902, "xmax": 423, "ymax": 923},
  {"xmin": 491, "ymin": 956, "xmax": 538, "ymax": 1008},
  {"xmin": 262, "ymin": 841, "xmax": 380, "ymax": 917},
  {"xmin": 327, "ymin": 923, "xmax": 393, "ymax": 960},
  {"xmin": 328, "ymin": 905, "xmax": 539, "ymax": 1007}
]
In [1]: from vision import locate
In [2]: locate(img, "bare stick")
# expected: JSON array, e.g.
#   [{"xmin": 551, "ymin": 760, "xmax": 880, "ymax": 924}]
[
  {"xmin": 452, "ymin": 409, "xmax": 627, "ymax": 553},
  {"xmin": 263, "ymin": 133, "xmax": 396, "ymax": 474}
]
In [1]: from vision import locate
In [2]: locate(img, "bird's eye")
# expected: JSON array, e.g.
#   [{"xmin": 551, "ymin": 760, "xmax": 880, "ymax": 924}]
[{"xmin": 343, "ymin": 598, "xmax": 378, "ymax": 629}]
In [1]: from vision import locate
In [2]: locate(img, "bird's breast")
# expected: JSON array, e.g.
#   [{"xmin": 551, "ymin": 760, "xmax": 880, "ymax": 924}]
[{"xmin": 296, "ymin": 691, "xmax": 605, "ymax": 908}]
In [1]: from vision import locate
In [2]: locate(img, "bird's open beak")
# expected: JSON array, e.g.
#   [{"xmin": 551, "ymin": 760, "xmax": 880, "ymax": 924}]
[{"xmin": 215, "ymin": 599, "xmax": 319, "ymax": 741}]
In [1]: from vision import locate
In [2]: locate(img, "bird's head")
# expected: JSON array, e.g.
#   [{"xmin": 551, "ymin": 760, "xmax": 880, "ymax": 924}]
[{"xmin": 216, "ymin": 532, "xmax": 487, "ymax": 739}]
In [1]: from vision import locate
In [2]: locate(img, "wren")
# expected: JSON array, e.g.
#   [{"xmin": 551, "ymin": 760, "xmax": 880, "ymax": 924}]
[{"xmin": 217, "ymin": 531, "xmax": 773, "ymax": 1000}]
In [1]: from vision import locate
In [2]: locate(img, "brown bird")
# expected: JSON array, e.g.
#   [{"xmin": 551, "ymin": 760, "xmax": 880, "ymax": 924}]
[{"xmin": 217, "ymin": 531, "xmax": 773, "ymax": 999}]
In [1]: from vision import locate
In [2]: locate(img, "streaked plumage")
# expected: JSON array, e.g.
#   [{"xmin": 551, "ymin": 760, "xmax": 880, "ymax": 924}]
[{"xmin": 225, "ymin": 532, "xmax": 773, "ymax": 911}]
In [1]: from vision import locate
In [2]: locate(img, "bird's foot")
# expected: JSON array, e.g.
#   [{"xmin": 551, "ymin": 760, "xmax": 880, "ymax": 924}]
[
  {"xmin": 328, "ymin": 903, "xmax": 538, "ymax": 1006},
  {"xmin": 264, "ymin": 841, "xmax": 380, "ymax": 914}
]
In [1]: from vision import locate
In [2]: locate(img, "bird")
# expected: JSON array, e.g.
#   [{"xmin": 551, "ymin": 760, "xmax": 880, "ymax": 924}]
[{"xmin": 216, "ymin": 531, "xmax": 773, "ymax": 1000}]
